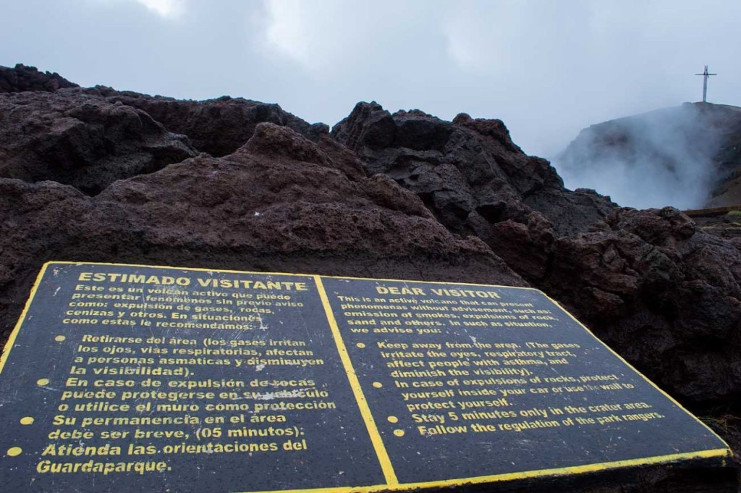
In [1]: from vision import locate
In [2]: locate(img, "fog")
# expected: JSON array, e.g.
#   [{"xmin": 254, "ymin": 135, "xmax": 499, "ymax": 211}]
[{"xmin": 554, "ymin": 103, "xmax": 739, "ymax": 209}]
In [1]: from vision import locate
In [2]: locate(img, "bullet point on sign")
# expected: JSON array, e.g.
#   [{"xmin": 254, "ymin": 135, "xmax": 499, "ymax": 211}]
[
  {"xmin": 36, "ymin": 378, "xmax": 49, "ymax": 386},
  {"xmin": 387, "ymin": 416, "xmax": 398, "ymax": 423},
  {"xmin": 19, "ymin": 417, "xmax": 34, "ymax": 425},
  {"xmin": 54, "ymin": 335, "xmax": 65, "ymax": 342},
  {"xmin": 356, "ymin": 343, "xmax": 366, "ymax": 349},
  {"xmin": 393, "ymin": 429, "xmax": 405, "ymax": 437},
  {"xmin": 6, "ymin": 447, "xmax": 22, "ymax": 457},
  {"xmin": 372, "ymin": 382, "xmax": 382, "ymax": 388}
]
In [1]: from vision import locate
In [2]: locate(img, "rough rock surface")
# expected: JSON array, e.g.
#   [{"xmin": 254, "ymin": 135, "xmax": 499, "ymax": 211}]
[
  {"xmin": 0, "ymin": 121, "xmax": 524, "ymax": 346},
  {"xmin": 691, "ymin": 209, "xmax": 741, "ymax": 240},
  {"xmin": 0, "ymin": 65, "xmax": 739, "ymax": 485},
  {"xmin": 332, "ymin": 103, "xmax": 616, "ymax": 239},
  {"xmin": 0, "ymin": 88, "xmax": 197, "ymax": 194},
  {"xmin": 96, "ymin": 87, "xmax": 328, "ymax": 157},
  {"xmin": 331, "ymin": 102, "xmax": 618, "ymax": 283},
  {"xmin": 0, "ymin": 64, "xmax": 78, "ymax": 93},
  {"xmin": 548, "ymin": 207, "xmax": 741, "ymax": 407}
]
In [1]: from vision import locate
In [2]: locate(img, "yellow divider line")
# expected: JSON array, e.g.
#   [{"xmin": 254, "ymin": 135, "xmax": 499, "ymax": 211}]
[{"xmin": 314, "ymin": 276, "xmax": 398, "ymax": 486}]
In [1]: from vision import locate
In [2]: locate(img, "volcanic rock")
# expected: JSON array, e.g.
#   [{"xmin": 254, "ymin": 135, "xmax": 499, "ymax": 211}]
[
  {"xmin": 0, "ymin": 88, "xmax": 197, "ymax": 194},
  {"xmin": 97, "ymin": 88, "xmax": 327, "ymax": 156},
  {"xmin": 688, "ymin": 208, "xmax": 741, "ymax": 240},
  {"xmin": 547, "ymin": 207, "xmax": 741, "ymax": 406},
  {"xmin": 0, "ymin": 64, "xmax": 78, "ymax": 93},
  {"xmin": 0, "ymin": 121, "xmax": 524, "ymax": 344},
  {"xmin": 332, "ymin": 103, "xmax": 615, "ymax": 240}
]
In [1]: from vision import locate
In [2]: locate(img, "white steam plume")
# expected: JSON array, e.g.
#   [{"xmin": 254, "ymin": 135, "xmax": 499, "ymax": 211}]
[{"xmin": 553, "ymin": 103, "xmax": 740, "ymax": 210}]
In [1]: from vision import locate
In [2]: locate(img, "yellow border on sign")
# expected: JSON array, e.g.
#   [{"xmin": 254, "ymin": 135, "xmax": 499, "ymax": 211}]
[
  {"xmin": 315, "ymin": 276, "xmax": 398, "ymax": 485},
  {"xmin": 0, "ymin": 261, "xmax": 731, "ymax": 493},
  {"xmin": 540, "ymin": 291, "xmax": 732, "ymax": 455},
  {"xmin": 0, "ymin": 262, "xmax": 50, "ymax": 374},
  {"xmin": 240, "ymin": 448, "xmax": 728, "ymax": 493}
]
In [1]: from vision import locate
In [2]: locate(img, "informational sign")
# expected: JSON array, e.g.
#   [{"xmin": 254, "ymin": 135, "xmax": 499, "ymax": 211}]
[{"xmin": 0, "ymin": 262, "xmax": 730, "ymax": 492}]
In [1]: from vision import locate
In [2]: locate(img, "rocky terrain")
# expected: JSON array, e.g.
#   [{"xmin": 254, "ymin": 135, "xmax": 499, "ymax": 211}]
[
  {"xmin": 1, "ymin": 64, "xmax": 740, "ymax": 490},
  {"xmin": 0, "ymin": 64, "xmax": 77, "ymax": 93}
]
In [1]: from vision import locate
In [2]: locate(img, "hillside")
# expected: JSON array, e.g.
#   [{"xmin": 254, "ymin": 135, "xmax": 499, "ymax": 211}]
[
  {"xmin": 556, "ymin": 102, "xmax": 741, "ymax": 210},
  {"xmin": 1, "ymin": 64, "xmax": 740, "ymax": 490}
]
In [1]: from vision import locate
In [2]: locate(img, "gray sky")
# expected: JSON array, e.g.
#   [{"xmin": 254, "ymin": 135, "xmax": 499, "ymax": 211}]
[{"xmin": 1, "ymin": 0, "xmax": 739, "ymax": 159}]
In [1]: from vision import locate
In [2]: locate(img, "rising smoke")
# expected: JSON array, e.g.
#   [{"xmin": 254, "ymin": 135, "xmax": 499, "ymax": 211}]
[{"xmin": 552, "ymin": 103, "xmax": 739, "ymax": 210}]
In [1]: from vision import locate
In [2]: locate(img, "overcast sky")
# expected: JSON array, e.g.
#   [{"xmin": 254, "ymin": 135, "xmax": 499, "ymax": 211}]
[{"xmin": 1, "ymin": 0, "xmax": 739, "ymax": 159}]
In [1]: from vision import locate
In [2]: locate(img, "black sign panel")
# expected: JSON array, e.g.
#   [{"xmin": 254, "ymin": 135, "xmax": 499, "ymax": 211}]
[
  {"xmin": 320, "ymin": 277, "xmax": 730, "ymax": 485},
  {"xmin": 0, "ymin": 262, "xmax": 730, "ymax": 492},
  {"xmin": 0, "ymin": 263, "xmax": 383, "ymax": 492}
]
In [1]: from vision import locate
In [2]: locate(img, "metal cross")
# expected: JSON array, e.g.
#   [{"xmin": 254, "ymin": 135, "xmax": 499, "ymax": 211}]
[{"xmin": 695, "ymin": 65, "xmax": 717, "ymax": 103}]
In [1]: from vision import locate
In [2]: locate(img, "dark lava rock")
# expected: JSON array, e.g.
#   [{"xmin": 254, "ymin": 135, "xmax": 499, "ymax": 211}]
[
  {"xmin": 547, "ymin": 207, "xmax": 741, "ymax": 409},
  {"xmin": 331, "ymin": 102, "xmax": 616, "ymax": 285},
  {"xmin": 0, "ymin": 64, "xmax": 78, "ymax": 93},
  {"xmin": 0, "ymin": 122, "xmax": 524, "ymax": 345},
  {"xmin": 332, "ymin": 103, "xmax": 615, "ymax": 240},
  {"xmin": 690, "ymin": 209, "xmax": 741, "ymax": 240},
  {"xmin": 0, "ymin": 88, "xmax": 197, "ymax": 194},
  {"xmin": 96, "ymin": 88, "xmax": 327, "ymax": 157}
]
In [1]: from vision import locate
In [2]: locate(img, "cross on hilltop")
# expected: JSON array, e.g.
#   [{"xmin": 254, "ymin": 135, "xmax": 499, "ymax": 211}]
[{"xmin": 695, "ymin": 65, "xmax": 717, "ymax": 103}]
